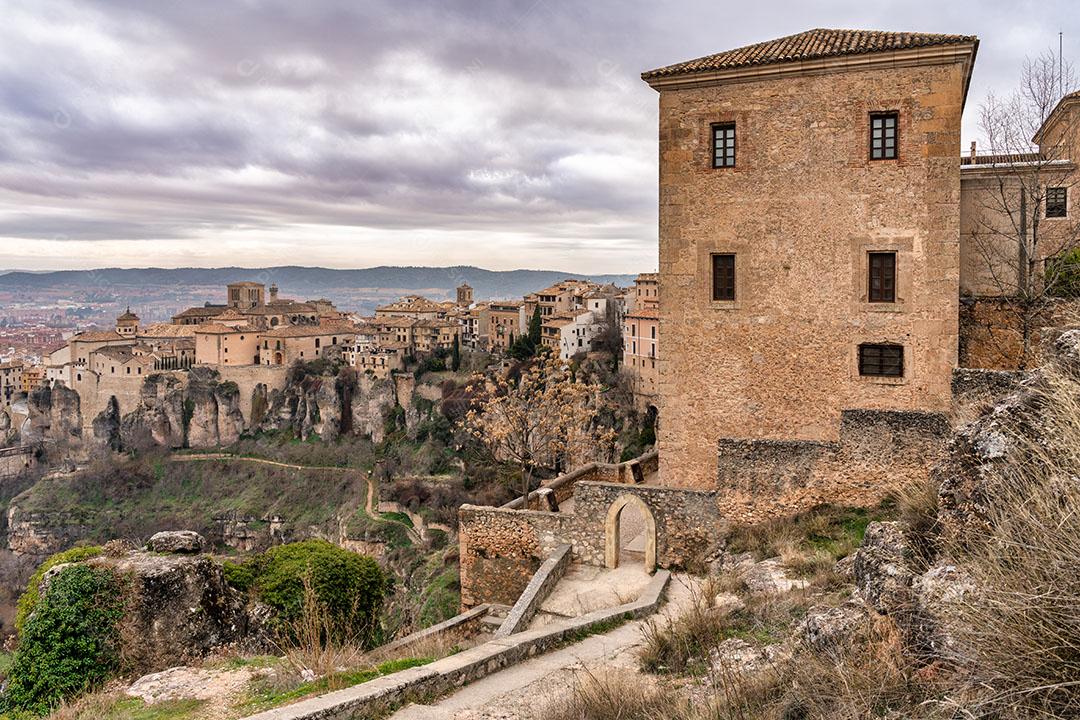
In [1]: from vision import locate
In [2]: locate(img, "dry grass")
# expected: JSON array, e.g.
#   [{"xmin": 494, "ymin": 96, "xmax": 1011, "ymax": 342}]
[
  {"xmin": 890, "ymin": 473, "xmax": 942, "ymax": 571},
  {"xmin": 270, "ymin": 575, "xmax": 366, "ymax": 688},
  {"xmin": 543, "ymin": 669, "xmax": 672, "ymax": 720},
  {"xmin": 938, "ymin": 364, "xmax": 1080, "ymax": 718}
]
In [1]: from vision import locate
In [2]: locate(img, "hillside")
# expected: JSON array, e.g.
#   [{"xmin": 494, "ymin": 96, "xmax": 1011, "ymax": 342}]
[{"xmin": 0, "ymin": 265, "xmax": 638, "ymax": 302}]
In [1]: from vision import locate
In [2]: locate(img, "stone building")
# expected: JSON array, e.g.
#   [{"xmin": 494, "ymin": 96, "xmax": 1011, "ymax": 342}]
[
  {"xmin": 456, "ymin": 282, "xmax": 474, "ymax": 307},
  {"xmin": 643, "ymin": 29, "xmax": 978, "ymax": 492},
  {"xmin": 487, "ymin": 301, "xmax": 524, "ymax": 352},
  {"xmin": 259, "ymin": 321, "xmax": 356, "ymax": 366},
  {"xmin": 0, "ymin": 362, "xmax": 23, "ymax": 410},
  {"xmin": 172, "ymin": 282, "xmax": 327, "ymax": 328},
  {"xmin": 623, "ymin": 273, "xmax": 659, "ymax": 412}
]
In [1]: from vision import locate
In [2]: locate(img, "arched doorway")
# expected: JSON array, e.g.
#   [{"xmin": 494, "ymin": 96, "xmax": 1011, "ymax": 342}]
[
  {"xmin": 604, "ymin": 494, "xmax": 656, "ymax": 571},
  {"xmin": 273, "ymin": 351, "xmax": 284, "ymax": 365}
]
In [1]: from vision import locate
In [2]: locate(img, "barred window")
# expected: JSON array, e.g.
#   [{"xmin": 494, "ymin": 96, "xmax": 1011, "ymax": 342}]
[
  {"xmin": 870, "ymin": 112, "xmax": 898, "ymax": 160},
  {"xmin": 868, "ymin": 252, "xmax": 896, "ymax": 302},
  {"xmin": 712, "ymin": 123, "xmax": 735, "ymax": 168},
  {"xmin": 859, "ymin": 344, "xmax": 904, "ymax": 377},
  {"xmin": 712, "ymin": 254, "xmax": 736, "ymax": 301},
  {"xmin": 1047, "ymin": 187, "xmax": 1068, "ymax": 218}
]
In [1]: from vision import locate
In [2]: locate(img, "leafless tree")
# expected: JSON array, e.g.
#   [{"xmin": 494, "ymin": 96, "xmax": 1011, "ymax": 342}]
[{"xmin": 970, "ymin": 49, "xmax": 1080, "ymax": 369}]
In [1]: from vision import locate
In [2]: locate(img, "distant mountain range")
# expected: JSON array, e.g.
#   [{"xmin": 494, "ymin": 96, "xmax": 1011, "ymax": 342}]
[{"xmin": 0, "ymin": 265, "xmax": 640, "ymax": 303}]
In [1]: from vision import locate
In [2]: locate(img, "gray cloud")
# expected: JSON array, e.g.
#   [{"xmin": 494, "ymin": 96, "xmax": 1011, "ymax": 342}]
[{"xmin": 0, "ymin": 0, "xmax": 1076, "ymax": 271}]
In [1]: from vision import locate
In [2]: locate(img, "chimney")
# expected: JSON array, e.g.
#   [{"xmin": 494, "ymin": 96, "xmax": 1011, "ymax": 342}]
[{"xmin": 970, "ymin": 141, "xmax": 977, "ymax": 160}]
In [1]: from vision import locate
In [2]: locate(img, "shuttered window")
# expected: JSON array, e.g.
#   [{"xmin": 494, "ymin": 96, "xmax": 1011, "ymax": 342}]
[
  {"xmin": 1047, "ymin": 187, "xmax": 1067, "ymax": 218},
  {"xmin": 868, "ymin": 252, "xmax": 896, "ymax": 302},
  {"xmin": 712, "ymin": 254, "xmax": 736, "ymax": 301}
]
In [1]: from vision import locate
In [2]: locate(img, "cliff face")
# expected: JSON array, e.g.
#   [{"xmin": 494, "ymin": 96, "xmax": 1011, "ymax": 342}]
[{"xmin": 30, "ymin": 364, "xmax": 398, "ymax": 454}]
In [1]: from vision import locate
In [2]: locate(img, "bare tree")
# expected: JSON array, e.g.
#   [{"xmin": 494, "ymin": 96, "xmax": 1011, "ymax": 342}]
[
  {"xmin": 461, "ymin": 353, "xmax": 617, "ymax": 507},
  {"xmin": 970, "ymin": 49, "xmax": 1080, "ymax": 369}
]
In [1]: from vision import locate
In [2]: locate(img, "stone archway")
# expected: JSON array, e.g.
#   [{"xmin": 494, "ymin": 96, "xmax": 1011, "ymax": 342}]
[
  {"xmin": 604, "ymin": 493, "xmax": 657, "ymax": 571},
  {"xmin": 273, "ymin": 351, "xmax": 284, "ymax": 365}
]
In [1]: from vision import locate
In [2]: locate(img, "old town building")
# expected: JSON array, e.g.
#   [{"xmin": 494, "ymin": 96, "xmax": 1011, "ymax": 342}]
[
  {"xmin": 623, "ymin": 273, "xmax": 659, "ymax": 412},
  {"xmin": 644, "ymin": 29, "xmax": 979, "ymax": 490}
]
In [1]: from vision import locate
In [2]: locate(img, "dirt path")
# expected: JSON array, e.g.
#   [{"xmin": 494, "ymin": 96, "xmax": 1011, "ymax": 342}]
[{"xmin": 388, "ymin": 575, "xmax": 698, "ymax": 720}]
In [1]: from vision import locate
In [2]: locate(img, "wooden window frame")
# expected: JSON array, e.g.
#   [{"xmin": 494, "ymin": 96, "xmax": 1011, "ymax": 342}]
[
  {"xmin": 868, "ymin": 251, "xmax": 897, "ymax": 303},
  {"xmin": 858, "ymin": 343, "xmax": 904, "ymax": 377},
  {"xmin": 712, "ymin": 123, "xmax": 736, "ymax": 168},
  {"xmin": 711, "ymin": 253, "xmax": 736, "ymax": 302},
  {"xmin": 1047, "ymin": 187, "xmax": 1068, "ymax": 218},
  {"xmin": 870, "ymin": 112, "xmax": 898, "ymax": 161}
]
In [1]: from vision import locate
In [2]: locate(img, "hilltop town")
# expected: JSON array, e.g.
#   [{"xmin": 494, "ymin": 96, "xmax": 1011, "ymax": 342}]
[{"xmin": 0, "ymin": 273, "xmax": 659, "ymax": 443}]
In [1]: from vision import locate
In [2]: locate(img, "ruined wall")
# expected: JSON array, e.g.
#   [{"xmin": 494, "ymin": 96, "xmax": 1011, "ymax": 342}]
[
  {"xmin": 657, "ymin": 61, "xmax": 968, "ymax": 489},
  {"xmin": 716, "ymin": 409, "xmax": 951, "ymax": 524},
  {"xmin": 505, "ymin": 451, "xmax": 660, "ymax": 510},
  {"xmin": 459, "ymin": 475, "xmax": 719, "ymax": 608},
  {"xmin": 959, "ymin": 296, "xmax": 1080, "ymax": 371},
  {"xmin": 216, "ymin": 364, "xmax": 289, "ymax": 422},
  {"xmin": 458, "ymin": 506, "xmax": 568, "ymax": 607}
]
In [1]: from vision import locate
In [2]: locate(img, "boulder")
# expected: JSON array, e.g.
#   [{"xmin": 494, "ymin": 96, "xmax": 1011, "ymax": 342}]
[
  {"xmin": 147, "ymin": 530, "xmax": 206, "ymax": 554},
  {"xmin": 712, "ymin": 592, "xmax": 746, "ymax": 617},
  {"xmin": 740, "ymin": 558, "xmax": 809, "ymax": 596},
  {"xmin": 89, "ymin": 550, "xmax": 265, "ymax": 673},
  {"xmin": 795, "ymin": 601, "xmax": 871, "ymax": 651},
  {"xmin": 853, "ymin": 521, "xmax": 914, "ymax": 615},
  {"xmin": 127, "ymin": 664, "xmax": 263, "ymax": 705},
  {"xmin": 911, "ymin": 563, "xmax": 977, "ymax": 662},
  {"xmin": 710, "ymin": 638, "xmax": 791, "ymax": 676}
]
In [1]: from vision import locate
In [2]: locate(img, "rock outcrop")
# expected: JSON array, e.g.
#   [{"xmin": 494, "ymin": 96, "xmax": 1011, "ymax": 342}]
[
  {"xmin": 85, "ymin": 548, "xmax": 265, "ymax": 673},
  {"xmin": 23, "ymin": 384, "xmax": 82, "ymax": 448},
  {"xmin": 147, "ymin": 530, "xmax": 206, "ymax": 554}
]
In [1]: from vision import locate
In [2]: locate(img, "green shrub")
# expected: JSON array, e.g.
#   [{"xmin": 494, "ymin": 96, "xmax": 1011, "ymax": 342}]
[
  {"xmin": 229, "ymin": 540, "xmax": 389, "ymax": 647},
  {"xmin": 3, "ymin": 564, "xmax": 124, "ymax": 715},
  {"xmin": 15, "ymin": 546, "xmax": 103, "ymax": 636},
  {"xmin": 1047, "ymin": 246, "xmax": 1080, "ymax": 298}
]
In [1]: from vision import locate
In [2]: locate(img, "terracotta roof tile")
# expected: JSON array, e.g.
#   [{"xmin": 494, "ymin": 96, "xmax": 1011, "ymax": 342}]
[{"xmin": 642, "ymin": 28, "xmax": 977, "ymax": 80}]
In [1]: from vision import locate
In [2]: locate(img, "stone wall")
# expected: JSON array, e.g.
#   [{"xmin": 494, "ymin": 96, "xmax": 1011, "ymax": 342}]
[
  {"xmin": 503, "ymin": 451, "xmax": 659, "ymax": 510},
  {"xmin": 716, "ymin": 409, "xmax": 951, "ymax": 523},
  {"xmin": 951, "ymin": 366, "xmax": 1024, "ymax": 411},
  {"xmin": 459, "ymin": 474, "xmax": 719, "ymax": 608},
  {"xmin": 655, "ymin": 58, "xmax": 968, "ymax": 489},
  {"xmin": 457, "ymin": 507, "xmax": 568, "ymax": 607},
  {"xmin": 958, "ymin": 296, "xmax": 1080, "ymax": 371}
]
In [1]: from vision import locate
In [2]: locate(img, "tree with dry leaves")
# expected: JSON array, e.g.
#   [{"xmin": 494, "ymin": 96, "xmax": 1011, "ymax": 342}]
[
  {"xmin": 461, "ymin": 352, "xmax": 618, "ymax": 507},
  {"xmin": 969, "ymin": 49, "xmax": 1080, "ymax": 369}
]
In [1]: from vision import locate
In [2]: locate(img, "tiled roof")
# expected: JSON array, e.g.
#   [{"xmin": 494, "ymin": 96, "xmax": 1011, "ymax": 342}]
[
  {"xmin": 642, "ymin": 28, "xmax": 977, "ymax": 80},
  {"xmin": 195, "ymin": 323, "xmax": 255, "ymax": 335},
  {"xmin": 138, "ymin": 323, "xmax": 198, "ymax": 338},
  {"xmin": 173, "ymin": 305, "xmax": 226, "ymax": 318},
  {"xmin": 71, "ymin": 330, "xmax": 126, "ymax": 343},
  {"xmin": 261, "ymin": 321, "xmax": 357, "ymax": 338}
]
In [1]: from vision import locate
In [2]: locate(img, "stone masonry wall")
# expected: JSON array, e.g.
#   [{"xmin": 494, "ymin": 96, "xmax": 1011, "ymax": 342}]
[
  {"xmin": 459, "ymin": 476, "xmax": 719, "ymax": 608},
  {"xmin": 715, "ymin": 409, "xmax": 951, "ymax": 523},
  {"xmin": 657, "ymin": 60, "xmax": 968, "ymax": 489}
]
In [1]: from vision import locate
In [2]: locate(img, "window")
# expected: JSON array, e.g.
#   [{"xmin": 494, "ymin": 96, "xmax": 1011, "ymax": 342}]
[
  {"xmin": 870, "ymin": 112, "xmax": 898, "ymax": 160},
  {"xmin": 868, "ymin": 252, "xmax": 896, "ymax": 302},
  {"xmin": 712, "ymin": 123, "xmax": 735, "ymax": 168},
  {"xmin": 712, "ymin": 254, "xmax": 736, "ymax": 301},
  {"xmin": 859, "ymin": 344, "xmax": 904, "ymax": 377},
  {"xmin": 1047, "ymin": 187, "xmax": 1067, "ymax": 218}
]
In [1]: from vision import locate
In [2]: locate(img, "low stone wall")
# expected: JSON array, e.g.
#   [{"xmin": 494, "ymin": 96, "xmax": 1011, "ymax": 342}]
[
  {"xmin": 376, "ymin": 604, "xmax": 490, "ymax": 659},
  {"xmin": 240, "ymin": 571, "xmax": 670, "ymax": 720},
  {"xmin": 502, "ymin": 451, "xmax": 658, "ymax": 510},
  {"xmin": 716, "ymin": 409, "xmax": 951, "ymax": 524},
  {"xmin": 959, "ymin": 296, "xmax": 1080, "ymax": 371},
  {"xmin": 460, "ymin": 477, "xmax": 718, "ymax": 607},
  {"xmin": 951, "ymin": 367, "xmax": 1024, "ymax": 409},
  {"xmin": 494, "ymin": 544, "xmax": 571, "ymax": 637},
  {"xmin": 457, "ymin": 507, "xmax": 569, "ymax": 607}
]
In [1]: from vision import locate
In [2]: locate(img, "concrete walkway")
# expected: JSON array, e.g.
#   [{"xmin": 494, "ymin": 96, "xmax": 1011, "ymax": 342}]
[{"xmin": 388, "ymin": 575, "xmax": 697, "ymax": 720}]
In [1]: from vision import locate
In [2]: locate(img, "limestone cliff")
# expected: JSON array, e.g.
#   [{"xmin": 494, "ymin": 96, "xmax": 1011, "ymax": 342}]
[{"xmin": 30, "ymin": 363, "xmax": 398, "ymax": 454}]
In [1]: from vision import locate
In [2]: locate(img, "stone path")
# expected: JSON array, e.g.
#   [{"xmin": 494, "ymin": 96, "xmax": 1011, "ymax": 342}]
[{"xmin": 388, "ymin": 575, "xmax": 697, "ymax": 720}]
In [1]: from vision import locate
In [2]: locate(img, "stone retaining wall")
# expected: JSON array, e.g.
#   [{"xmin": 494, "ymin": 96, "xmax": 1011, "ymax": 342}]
[
  {"xmin": 240, "ymin": 571, "xmax": 671, "ymax": 720},
  {"xmin": 376, "ymin": 604, "xmax": 490, "ymax": 659},
  {"xmin": 716, "ymin": 409, "xmax": 951, "ymax": 524},
  {"xmin": 494, "ymin": 544, "xmax": 571, "ymax": 637}
]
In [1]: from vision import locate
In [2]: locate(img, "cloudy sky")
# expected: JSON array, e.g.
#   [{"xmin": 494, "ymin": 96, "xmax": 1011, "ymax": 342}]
[{"xmin": 0, "ymin": 0, "xmax": 1075, "ymax": 273}]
